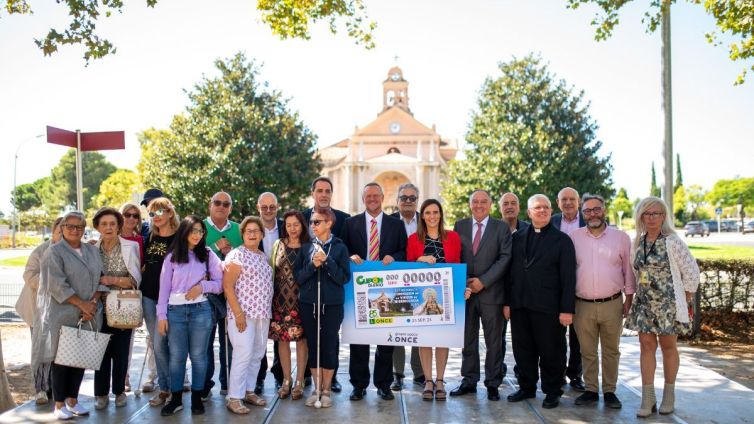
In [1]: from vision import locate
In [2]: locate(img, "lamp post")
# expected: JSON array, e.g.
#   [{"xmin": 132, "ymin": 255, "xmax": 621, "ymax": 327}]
[
  {"xmin": 738, "ymin": 196, "xmax": 745, "ymax": 234},
  {"xmin": 12, "ymin": 134, "xmax": 45, "ymax": 248}
]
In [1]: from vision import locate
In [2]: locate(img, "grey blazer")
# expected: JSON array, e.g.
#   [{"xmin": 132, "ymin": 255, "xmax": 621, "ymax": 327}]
[
  {"xmin": 453, "ymin": 217, "xmax": 512, "ymax": 305},
  {"xmin": 32, "ymin": 240, "xmax": 105, "ymax": 367}
]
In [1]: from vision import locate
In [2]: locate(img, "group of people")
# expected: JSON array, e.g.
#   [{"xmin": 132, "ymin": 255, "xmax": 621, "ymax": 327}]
[{"xmin": 18, "ymin": 175, "xmax": 699, "ymax": 419}]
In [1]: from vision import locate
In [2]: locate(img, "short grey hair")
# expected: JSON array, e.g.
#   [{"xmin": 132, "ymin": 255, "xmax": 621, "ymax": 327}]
[
  {"xmin": 211, "ymin": 191, "xmax": 233, "ymax": 204},
  {"xmin": 527, "ymin": 194, "xmax": 551, "ymax": 209},
  {"xmin": 62, "ymin": 211, "xmax": 86, "ymax": 225},
  {"xmin": 581, "ymin": 193, "xmax": 605, "ymax": 206},
  {"xmin": 362, "ymin": 182, "xmax": 383, "ymax": 196},
  {"xmin": 397, "ymin": 182, "xmax": 419, "ymax": 198},
  {"xmin": 468, "ymin": 189, "xmax": 491, "ymax": 204},
  {"xmin": 558, "ymin": 187, "xmax": 580, "ymax": 200},
  {"xmin": 257, "ymin": 192, "xmax": 278, "ymax": 204},
  {"xmin": 498, "ymin": 192, "xmax": 519, "ymax": 207}
]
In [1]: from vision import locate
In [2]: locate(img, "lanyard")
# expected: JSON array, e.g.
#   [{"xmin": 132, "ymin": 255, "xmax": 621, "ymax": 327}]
[{"xmin": 642, "ymin": 234, "xmax": 658, "ymax": 264}]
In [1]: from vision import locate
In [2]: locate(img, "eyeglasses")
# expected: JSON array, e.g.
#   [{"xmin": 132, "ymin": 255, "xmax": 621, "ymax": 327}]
[
  {"xmin": 642, "ymin": 211, "xmax": 665, "ymax": 218},
  {"xmin": 258, "ymin": 205, "xmax": 278, "ymax": 212},
  {"xmin": 310, "ymin": 219, "xmax": 328, "ymax": 226},
  {"xmin": 212, "ymin": 200, "xmax": 231, "ymax": 208},
  {"xmin": 398, "ymin": 195, "xmax": 417, "ymax": 203},
  {"xmin": 244, "ymin": 229, "xmax": 262, "ymax": 235},
  {"xmin": 62, "ymin": 224, "xmax": 85, "ymax": 232},
  {"xmin": 530, "ymin": 205, "xmax": 551, "ymax": 212},
  {"xmin": 582, "ymin": 206, "xmax": 604, "ymax": 215},
  {"xmin": 123, "ymin": 212, "xmax": 141, "ymax": 219},
  {"xmin": 148, "ymin": 209, "xmax": 165, "ymax": 218},
  {"xmin": 190, "ymin": 228, "xmax": 206, "ymax": 235}
]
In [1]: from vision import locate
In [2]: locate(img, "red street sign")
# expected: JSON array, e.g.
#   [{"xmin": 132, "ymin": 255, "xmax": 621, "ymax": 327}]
[{"xmin": 46, "ymin": 126, "xmax": 125, "ymax": 151}]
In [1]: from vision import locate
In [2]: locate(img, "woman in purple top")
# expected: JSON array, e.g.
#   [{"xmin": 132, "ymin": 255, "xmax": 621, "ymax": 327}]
[{"xmin": 156, "ymin": 215, "xmax": 223, "ymax": 416}]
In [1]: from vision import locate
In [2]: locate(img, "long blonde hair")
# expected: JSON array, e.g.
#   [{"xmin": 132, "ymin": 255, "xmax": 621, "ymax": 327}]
[
  {"xmin": 147, "ymin": 197, "xmax": 180, "ymax": 239},
  {"xmin": 633, "ymin": 196, "xmax": 676, "ymax": 251}
]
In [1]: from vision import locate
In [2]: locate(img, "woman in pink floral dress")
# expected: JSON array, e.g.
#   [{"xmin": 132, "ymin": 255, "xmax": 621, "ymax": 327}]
[
  {"xmin": 269, "ymin": 210, "xmax": 310, "ymax": 400},
  {"xmin": 222, "ymin": 216, "xmax": 273, "ymax": 414}
]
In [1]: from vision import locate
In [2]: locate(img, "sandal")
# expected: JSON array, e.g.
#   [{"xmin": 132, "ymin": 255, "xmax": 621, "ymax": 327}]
[
  {"xmin": 226, "ymin": 398, "xmax": 250, "ymax": 415},
  {"xmin": 278, "ymin": 379, "xmax": 292, "ymax": 399},
  {"xmin": 422, "ymin": 380, "xmax": 436, "ymax": 401},
  {"xmin": 435, "ymin": 379, "xmax": 447, "ymax": 401},
  {"xmin": 291, "ymin": 381, "xmax": 304, "ymax": 400},
  {"xmin": 244, "ymin": 391, "xmax": 267, "ymax": 406}
]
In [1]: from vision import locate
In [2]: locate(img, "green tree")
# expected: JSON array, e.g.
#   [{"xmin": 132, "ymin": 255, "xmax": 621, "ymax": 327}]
[
  {"xmin": 674, "ymin": 153, "xmax": 683, "ymax": 191},
  {"xmin": 138, "ymin": 52, "xmax": 322, "ymax": 220},
  {"xmin": 565, "ymin": 0, "xmax": 754, "ymax": 84},
  {"xmin": 650, "ymin": 162, "xmax": 662, "ymax": 197},
  {"xmin": 608, "ymin": 187, "xmax": 633, "ymax": 224},
  {"xmin": 686, "ymin": 184, "xmax": 709, "ymax": 220},
  {"xmin": 674, "ymin": 185, "xmax": 688, "ymax": 224},
  {"xmin": 705, "ymin": 177, "xmax": 754, "ymax": 207},
  {"xmin": 441, "ymin": 55, "xmax": 614, "ymax": 223},
  {"xmin": 92, "ymin": 169, "xmax": 142, "ymax": 209},
  {"xmin": 47, "ymin": 149, "xmax": 117, "ymax": 212},
  {"xmin": 10, "ymin": 181, "xmax": 42, "ymax": 211},
  {"xmin": 2, "ymin": 0, "xmax": 374, "ymax": 63}
]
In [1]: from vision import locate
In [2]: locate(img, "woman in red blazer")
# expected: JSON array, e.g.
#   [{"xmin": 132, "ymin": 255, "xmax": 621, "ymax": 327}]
[{"xmin": 406, "ymin": 199, "xmax": 461, "ymax": 401}]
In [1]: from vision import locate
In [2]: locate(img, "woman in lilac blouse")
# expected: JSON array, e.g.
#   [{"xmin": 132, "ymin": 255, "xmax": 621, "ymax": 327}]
[
  {"xmin": 222, "ymin": 216, "xmax": 273, "ymax": 415},
  {"xmin": 156, "ymin": 215, "xmax": 223, "ymax": 416}
]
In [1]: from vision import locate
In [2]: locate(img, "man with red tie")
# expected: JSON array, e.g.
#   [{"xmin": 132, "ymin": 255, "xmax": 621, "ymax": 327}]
[{"xmin": 340, "ymin": 182, "xmax": 407, "ymax": 401}]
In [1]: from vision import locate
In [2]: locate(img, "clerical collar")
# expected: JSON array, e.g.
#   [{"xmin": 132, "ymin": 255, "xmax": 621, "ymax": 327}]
[{"xmin": 532, "ymin": 223, "xmax": 552, "ymax": 233}]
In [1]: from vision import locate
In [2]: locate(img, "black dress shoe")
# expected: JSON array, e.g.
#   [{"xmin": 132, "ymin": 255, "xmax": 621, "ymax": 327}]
[
  {"xmin": 574, "ymin": 391, "xmax": 599, "ymax": 406},
  {"xmin": 449, "ymin": 383, "xmax": 477, "ymax": 396},
  {"xmin": 391, "ymin": 375, "xmax": 404, "ymax": 391},
  {"xmin": 542, "ymin": 394, "xmax": 560, "ymax": 409},
  {"xmin": 330, "ymin": 377, "xmax": 341, "ymax": 392},
  {"xmin": 487, "ymin": 386, "xmax": 500, "ymax": 401},
  {"xmin": 254, "ymin": 381, "xmax": 264, "ymax": 395},
  {"xmin": 413, "ymin": 376, "xmax": 426, "ymax": 387},
  {"xmin": 377, "ymin": 387, "xmax": 395, "ymax": 400},
  {"xmin": 507, "ymin": 389, "xmax": 535, "ymax": 402},
  {"xmin": 349, "ymin": 388, "xmax": 365, "ymax": 401},
  {"xmin": 569, "ymin": 377, "xmax": 586, "ymax": 392},
  {"xmin": 603, "ymin": 392, "xmax": 623, "ymax": 409}
]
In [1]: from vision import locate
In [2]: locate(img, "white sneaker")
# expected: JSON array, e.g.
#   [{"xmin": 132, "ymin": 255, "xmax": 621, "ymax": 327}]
[
  {"xmin": 115, "ymin": 393, "xmax": 127, "ymax": 407},
  {"xmin": 53, "ymin": 406, "xmax": 73, "ymax": 420},
  {"xmin": 94, "ymin": 396, "xmax": 109, "ymax": 410},
  {"xmin": 65, "ymin": 402, "xmax": 89, "ymax": 416},
  {"xmin": 35, "ymin": 390, "xmax": 49, "ymax": 405}
]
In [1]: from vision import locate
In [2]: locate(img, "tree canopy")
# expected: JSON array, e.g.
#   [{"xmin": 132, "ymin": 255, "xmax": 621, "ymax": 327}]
[
  {"xmin": 91, "ymin": 168, "xmax": 141, "ymax": 209},
  {"xmin": 3, "ymin": 0, "xmax": 374, "ymax": 62},
  {"xmin": 565, "ymin": 0, "xmax": 754, "ymax": 84},
  {"xmin": 441, "ymin": 54, "xmax": 614, "ymax": 223},
  {"xmin": 47, "ymin": 149, "xmax": 117, "ymax": 212},
  {"xmin": 705, "ymin": 177, "xmax": 754, "ymax": 208},
  {"xmin": 138, "ymin": 52, "xmax": 322, "ymax": 220}
]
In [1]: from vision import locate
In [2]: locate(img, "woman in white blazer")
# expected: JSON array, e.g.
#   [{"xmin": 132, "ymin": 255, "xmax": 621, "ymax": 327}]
[{"xmin": 92, "ymin": 207, "xmax": 142, "ymax": 410}]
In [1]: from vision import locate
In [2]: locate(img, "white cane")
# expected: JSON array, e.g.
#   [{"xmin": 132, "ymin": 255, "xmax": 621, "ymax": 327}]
[
  {"xmin": 224, "ymin": 316, "xmax": 230, "ymax": 393},
  {"xmin": 314, "ymin": 266, "xmax": 322, "ymax": 409},
  {"xmin": 134, "ymin": 341, "xmax": 150, "ymax": 398}
]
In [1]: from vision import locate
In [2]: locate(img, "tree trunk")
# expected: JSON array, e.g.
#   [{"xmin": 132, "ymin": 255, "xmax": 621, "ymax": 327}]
[
  {"xmin": 0, "ymin": 331, "xmax": 18, "ymax": 412},
  {"xmin": 662, "ymin": 0, "xmax": 674, "ymax": 212}
]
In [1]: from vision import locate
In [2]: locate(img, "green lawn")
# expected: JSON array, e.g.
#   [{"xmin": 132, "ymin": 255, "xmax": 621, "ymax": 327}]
[
  {"xmin": 0, "ymin": 256, "xmax": 29, "ymax": 267},
  {"xmin": 687, "ymin": 244, "xmax": 754, "ymax": 260}
]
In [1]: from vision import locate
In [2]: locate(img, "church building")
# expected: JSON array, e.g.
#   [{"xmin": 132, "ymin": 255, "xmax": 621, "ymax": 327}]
[{"xmin": 318, "ymin": 66, "xmax": 458, "ymax": 215}]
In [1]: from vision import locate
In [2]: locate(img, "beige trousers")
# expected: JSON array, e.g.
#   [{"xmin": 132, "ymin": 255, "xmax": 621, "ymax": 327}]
[{"xmin": 573, "ymin": 295, "xmax": 623, "ymax": 393}]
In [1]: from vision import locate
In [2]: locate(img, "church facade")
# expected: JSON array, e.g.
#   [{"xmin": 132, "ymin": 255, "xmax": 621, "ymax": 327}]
[{"xmin": 318, "ymin": 66, "xmax": 458, "ymax": 215}]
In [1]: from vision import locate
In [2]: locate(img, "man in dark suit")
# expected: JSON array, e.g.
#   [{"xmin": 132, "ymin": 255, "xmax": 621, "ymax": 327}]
[
  {"xmin": 341, "ymin": 182, "xmax": 407, "ymax": 401},
  {"xmin": 255, "ymin": 192, "xmax": 288, "ymax": 393},
  {"xmin": 450, "ymin": 189, "xmax": 512, "ymax": 401},
  {"xmin": 550, "ymin": 186, "xmax": 586, "ymax": 392},
  {"xmin": 301, "ymin": 176, "xmax": 350, "ymax": 392},
  {"xmin": 504, "ymin": 194, "xmax": 577, "ymax": 409},
  {"xmin": 389, "ymin": 183, "xmax": 424, "ymax": 391},
  {"xmin": 498, "ymin": 192, "xmax": 529, "ymax": 380}
]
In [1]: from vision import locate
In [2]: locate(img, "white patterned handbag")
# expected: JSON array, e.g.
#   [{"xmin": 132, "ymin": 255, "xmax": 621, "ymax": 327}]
[
  {"xmin": 105, "ymin": 289, "xmax": 143, "ymax": 329},
  {"xmin": 55, "ymin": 319, "xmax": 111, "ymax": 370}
]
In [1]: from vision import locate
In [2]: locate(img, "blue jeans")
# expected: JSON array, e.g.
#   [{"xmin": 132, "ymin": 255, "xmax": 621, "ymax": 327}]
[
  {"xmin": 143, "ymin": 296, "xmax": 170, "ymax": 392},
  {"xmin": 167, "ymin": 301, "xmax": 213, "ymax": 393}
]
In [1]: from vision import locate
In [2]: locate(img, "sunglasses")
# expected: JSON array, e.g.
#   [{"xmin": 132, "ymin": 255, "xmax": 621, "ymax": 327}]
[
  {"xmin": 398, "ymin": 195, "xmax": 417, "ymax": 202},
  {"xmin": 123, "ymin": 212, "xmax": 141, "ymax": 219},
  {"xmin": 310, "ymin": 219, "xmax": 328, "ymax": 227},
  {"xmin": 148, "ymin": 209, "xmax": 166, "ymax": 218},
  {"xmin": 212, "ymin": 200, "xmax": 231, "ymax": 208},
  {"xmin": 259, "ymin": 205, "xmax": 277, "ymax": 212}
]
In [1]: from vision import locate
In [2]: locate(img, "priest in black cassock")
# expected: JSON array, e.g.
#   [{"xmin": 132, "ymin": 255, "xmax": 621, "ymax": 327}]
[{"xmin": 503, "ymin": 194, "xmax": 576, "ymax": 409}]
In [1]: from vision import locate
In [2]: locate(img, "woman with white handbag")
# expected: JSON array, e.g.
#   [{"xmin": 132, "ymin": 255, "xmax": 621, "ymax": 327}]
[
  {"xmin": 92, "ymin": 207, "xmax": 142, "ymax": 410},
  {"xmin": 32, "ymin": 211, "xmax": 108, "ymax": 421}
]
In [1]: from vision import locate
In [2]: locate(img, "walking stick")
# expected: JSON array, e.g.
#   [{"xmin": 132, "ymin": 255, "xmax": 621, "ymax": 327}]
[
  {"xmin": 224, "ymin": 316, "xmax": 230, "ymax": 393},
  {"xmin": 314, "ymin": 266, "xmax": 322, "ymax": 409},
  {"xmin": 134, "ymin": 341, "xmax": 150, "ymax": 398}
]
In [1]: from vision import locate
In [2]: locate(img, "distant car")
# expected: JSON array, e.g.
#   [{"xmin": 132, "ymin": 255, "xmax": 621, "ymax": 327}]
[
  {"xmin": 722, "ymin": 220, "xmax": 739, "ymax": 232},
  {"xmin": 704, "ymin": 220, "xmax": 719, "ymax": 232},
  {"xmin": 684, "ymin": 221, "xmax": 709, "ymax": 237},
  {"xmin": 743, "ymin": 221, "xmax": 754, "ymax": 234}
]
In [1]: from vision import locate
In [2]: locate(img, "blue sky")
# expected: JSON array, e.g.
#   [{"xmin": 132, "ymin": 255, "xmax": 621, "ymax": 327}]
[{"xmin": 1, "ymin": 0, "xmax": 752, "ymax": 215}]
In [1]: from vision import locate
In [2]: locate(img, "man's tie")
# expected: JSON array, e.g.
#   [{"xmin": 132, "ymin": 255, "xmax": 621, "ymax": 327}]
[
  {"xmin": 472, "ymin": 221, "xmax": 483, "ymax": 255},
  {"xmin": 368, "ymin": 219, "xmax": 379, "ymax": 260}
]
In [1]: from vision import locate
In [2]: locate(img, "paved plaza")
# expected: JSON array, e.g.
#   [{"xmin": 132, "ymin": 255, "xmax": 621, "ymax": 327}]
[{"xmin": 2, "ymin": 328, "xmax": 752, "ymax": 423}]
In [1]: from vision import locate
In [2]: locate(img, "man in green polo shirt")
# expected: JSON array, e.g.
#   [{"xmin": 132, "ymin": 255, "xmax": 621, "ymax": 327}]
[{"xmin": 202, "ymin": 191, "xmax": 242, "ymax": 399}]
